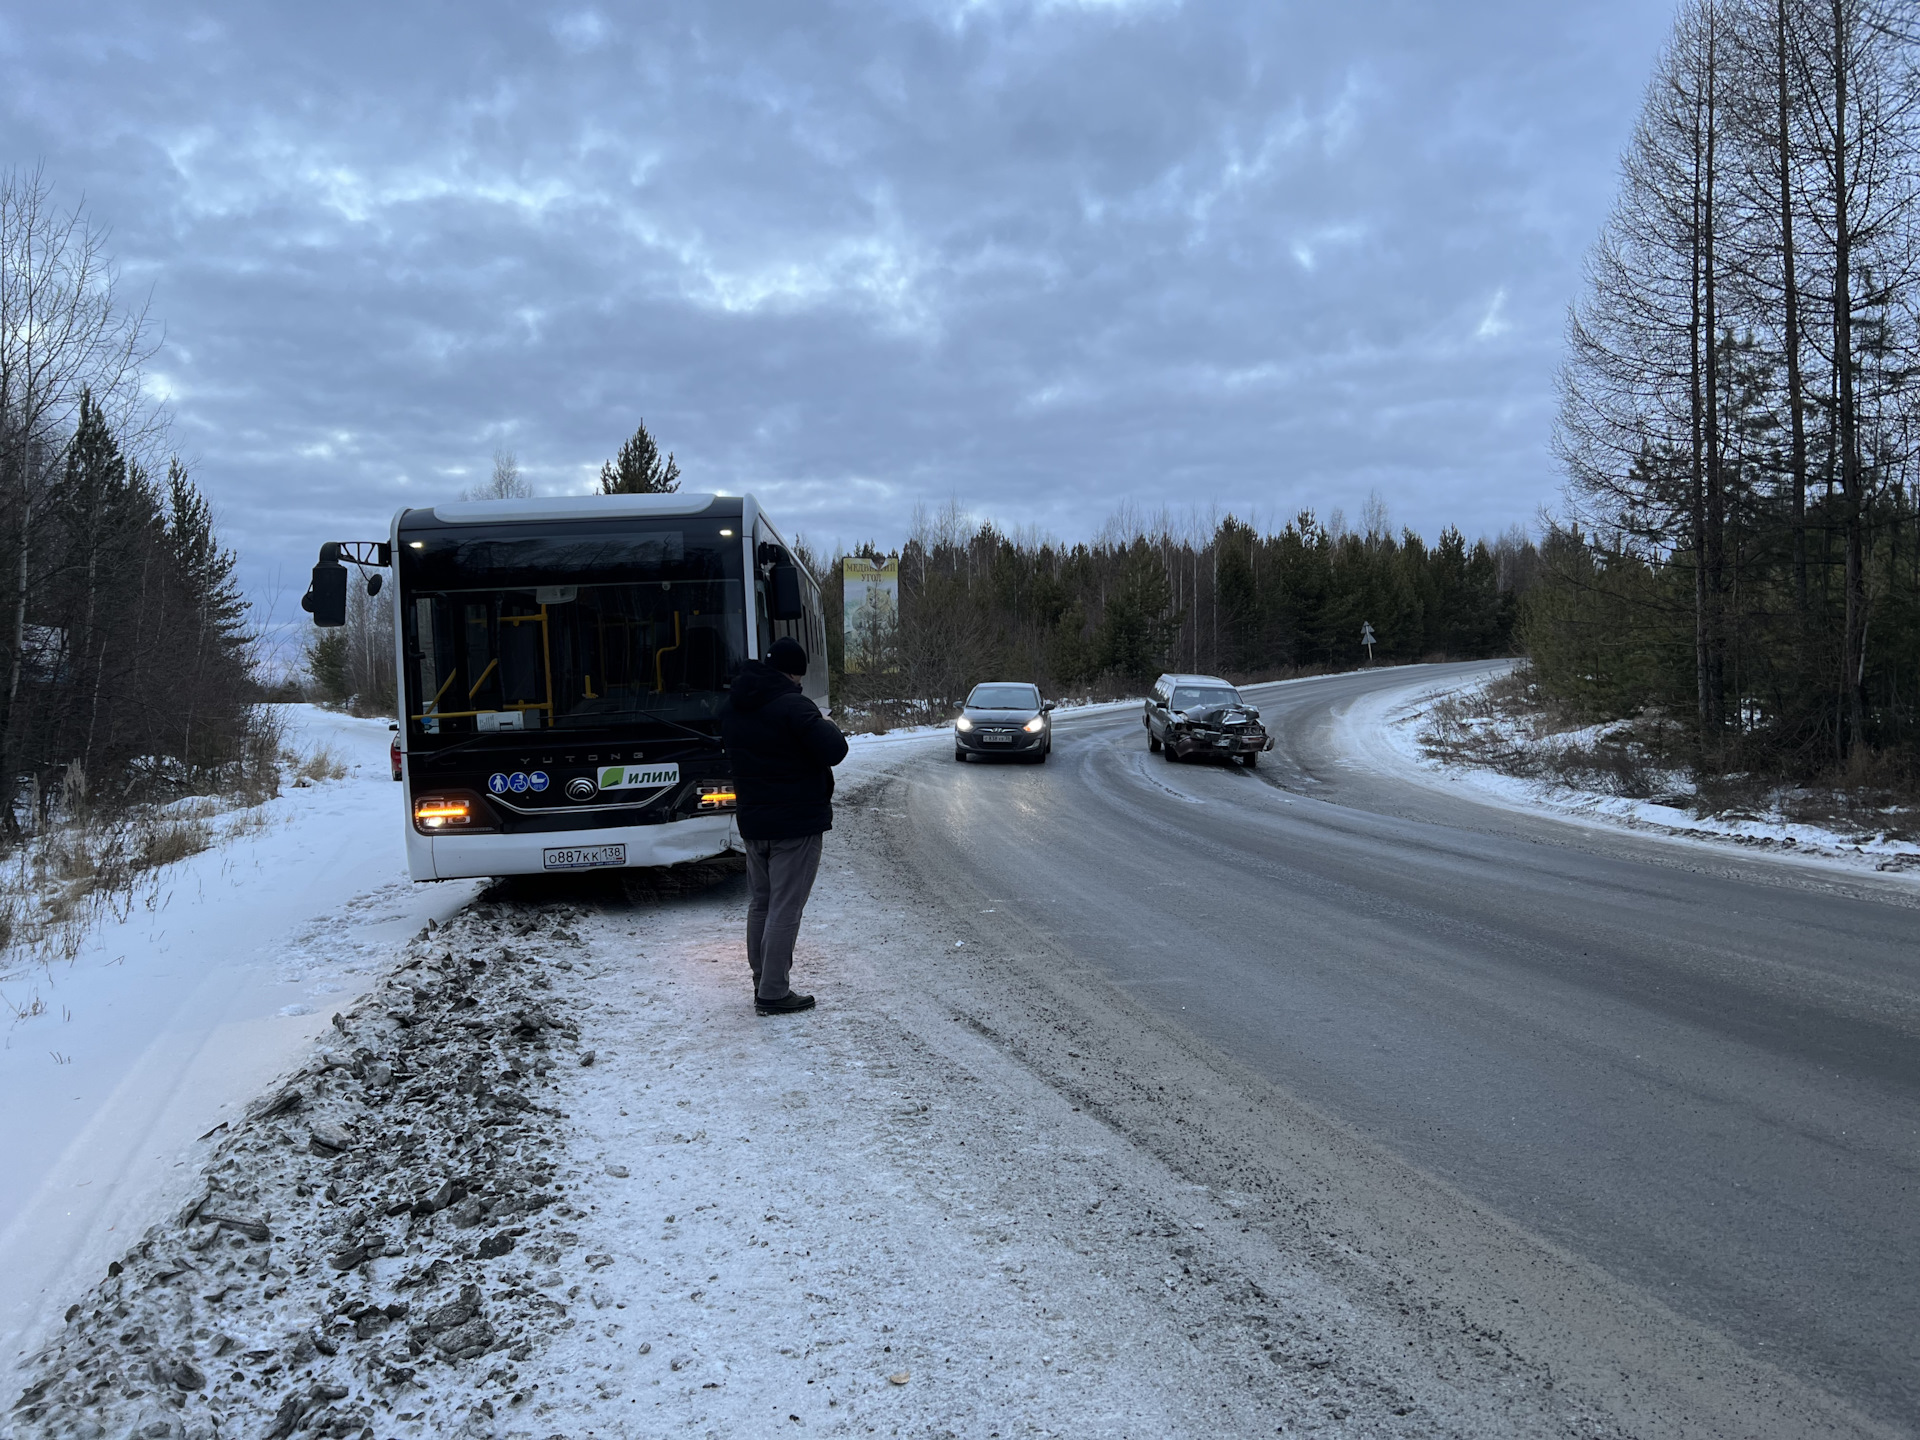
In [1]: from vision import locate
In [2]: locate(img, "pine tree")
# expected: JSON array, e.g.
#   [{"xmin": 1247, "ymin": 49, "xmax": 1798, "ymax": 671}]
[
  {"xmin": 50, "ymin": 390, "xmax": 154, "ymax": 771},
  {"xmin": 1097, "ymin": 541, "xmax": 1180, "ymax": 682},
  {"xmin": 307, "ymin": 630, "xmax": 350, "ymax": 703},
  {"xmin": 597, "ymin": 421, "xmax": 681, "ymax": 494},
  {"xmin": 166, "ymin": 460, "xmax": 247, "ymax": 653}
]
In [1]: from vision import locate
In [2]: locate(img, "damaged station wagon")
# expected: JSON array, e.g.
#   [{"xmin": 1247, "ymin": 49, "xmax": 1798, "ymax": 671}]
[{"xmin": 1144, "ymin": 673, "xmax": 1275, "ymax": 768}]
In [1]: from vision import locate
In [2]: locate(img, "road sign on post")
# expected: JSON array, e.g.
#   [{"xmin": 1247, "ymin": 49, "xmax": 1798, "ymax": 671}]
[{"xmin": 1360, "ymin": 621, "xmax": 1376, "ymax": 663}]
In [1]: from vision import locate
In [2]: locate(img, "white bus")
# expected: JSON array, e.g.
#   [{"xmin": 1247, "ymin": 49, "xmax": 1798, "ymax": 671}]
[{"xmin": 301, "ymin": 493, "xmax": 827, "ymax": 882}]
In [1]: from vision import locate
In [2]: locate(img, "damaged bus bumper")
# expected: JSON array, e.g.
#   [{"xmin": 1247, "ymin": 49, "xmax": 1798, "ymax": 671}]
[{"xmin": 406, "ymin": 812, "xmax": 740, "ymax": 882}]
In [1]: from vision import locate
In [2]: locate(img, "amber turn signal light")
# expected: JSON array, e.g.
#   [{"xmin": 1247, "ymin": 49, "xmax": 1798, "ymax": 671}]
[
  {"xmin": 696, "ymin": 784, "xmax": 737, "ymax": 811},
  {"xmin": 414, "ymin": 796, "xmax": 473, "ymax": 828}
]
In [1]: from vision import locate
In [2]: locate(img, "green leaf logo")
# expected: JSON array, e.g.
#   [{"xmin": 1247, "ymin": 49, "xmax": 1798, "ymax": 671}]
[{"xmin": 599, "ymin": 766, "xmax": 624, "ymax": 787}]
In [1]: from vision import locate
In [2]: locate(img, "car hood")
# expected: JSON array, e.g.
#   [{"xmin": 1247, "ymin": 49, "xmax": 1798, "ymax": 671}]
[
  {"xmin": 1176, "ymin": 703, "xmax": 1261, "ymax": 728},
  {"xmin": 962, "ymin": 707, "xmax": 1040, "ymax": 723}
]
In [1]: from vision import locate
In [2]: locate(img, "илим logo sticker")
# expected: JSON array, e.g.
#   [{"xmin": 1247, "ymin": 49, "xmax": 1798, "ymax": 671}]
[{"xmin": 596, "ymin": 763, "xmax": 680, "ymax": 791}]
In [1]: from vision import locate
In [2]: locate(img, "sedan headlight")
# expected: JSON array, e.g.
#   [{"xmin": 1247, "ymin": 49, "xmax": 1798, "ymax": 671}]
[
  {"xmin": 955, "ymin": 715, "xmax": 973, "ymax": 732},
  {"xmin": 1022, "ymin": 715, "xmax": 1046, "ymax": 733}
]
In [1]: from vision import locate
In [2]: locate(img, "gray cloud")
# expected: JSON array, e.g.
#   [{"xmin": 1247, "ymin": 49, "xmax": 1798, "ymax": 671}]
[{"xmin": 2, "ymin": 0, "xmax": 1673, "ymax": 612}]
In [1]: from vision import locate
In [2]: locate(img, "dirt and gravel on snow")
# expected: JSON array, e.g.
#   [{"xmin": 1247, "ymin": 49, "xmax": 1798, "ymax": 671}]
[
  {"xmin": 2, "ymin": 748, "xmax": 1889, "ymax": 1440},
  {"xmin": 4, "ymin": 898, "xmax": 602, "ymax": 1440}
]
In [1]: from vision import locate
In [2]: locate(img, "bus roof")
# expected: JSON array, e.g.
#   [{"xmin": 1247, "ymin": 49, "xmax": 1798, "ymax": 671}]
[{"xmin": 400, "ymin": 493, "xmax": 743, "ymax": 527}]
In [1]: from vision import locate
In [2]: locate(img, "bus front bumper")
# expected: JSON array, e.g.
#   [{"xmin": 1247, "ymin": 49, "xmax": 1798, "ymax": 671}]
[{"xmin": 407, "ymin": 812, "xmax": 739, "ymax": 882}]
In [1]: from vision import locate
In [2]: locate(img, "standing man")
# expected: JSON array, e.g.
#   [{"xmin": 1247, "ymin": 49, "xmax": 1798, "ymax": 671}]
[{"xmin": 720, "ymin": 636, "xmax": 848, "ymax": 1015}]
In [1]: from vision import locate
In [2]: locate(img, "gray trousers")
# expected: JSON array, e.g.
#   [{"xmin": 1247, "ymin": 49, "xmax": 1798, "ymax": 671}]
[{"xmin": 743, "ymin": 832, "xmax": 825, "ymax": 1000}]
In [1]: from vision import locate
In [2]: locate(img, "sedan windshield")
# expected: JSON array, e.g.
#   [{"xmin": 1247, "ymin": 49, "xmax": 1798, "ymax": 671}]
[
  {"xmin": 968, "ymin": 684, "xmax": 1041, "ymax": 710},
  {"xmin": 1173, "ymin": 686, "xmax": 1241, "ymax": 711},
  {"xmin": 399, "ymin": 519, "xmax": 747, "ymax": 747}
]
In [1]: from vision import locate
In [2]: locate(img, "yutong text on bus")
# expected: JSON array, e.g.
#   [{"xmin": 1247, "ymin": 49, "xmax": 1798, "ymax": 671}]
[{"xmin": 300, "ymin": 493, "xmax": 828, "ymax": 881}]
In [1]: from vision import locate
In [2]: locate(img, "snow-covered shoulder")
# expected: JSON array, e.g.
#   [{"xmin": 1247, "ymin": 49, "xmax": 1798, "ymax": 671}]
[
  {"xmin": 1340, "ymin": 668, "xmax": 1920, "ymax": 880},
  {"xmin": 0, "ymin": 705, "xmax": 478, "ymax": 1366}
]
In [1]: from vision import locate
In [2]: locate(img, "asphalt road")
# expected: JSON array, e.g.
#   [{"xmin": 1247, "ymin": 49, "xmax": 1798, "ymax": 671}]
[{"xmin": 879, "ymin": 663, "xmax": 1920, "ymax": 1434}]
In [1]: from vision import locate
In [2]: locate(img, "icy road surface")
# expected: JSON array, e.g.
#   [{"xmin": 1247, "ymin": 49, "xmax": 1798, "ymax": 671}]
[
  {"xmin": 881, "ymin": 663, "xmax": 1918, "ymax": 1437},
  {"xmin": 0, "ymin": 708, "xmax": 478, "ymax": 1366}
]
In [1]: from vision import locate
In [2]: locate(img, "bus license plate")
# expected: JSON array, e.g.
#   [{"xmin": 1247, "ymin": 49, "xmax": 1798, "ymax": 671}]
[{"xmin": 542, "ymin": 844, "xmax": 626, "ymax": 871}]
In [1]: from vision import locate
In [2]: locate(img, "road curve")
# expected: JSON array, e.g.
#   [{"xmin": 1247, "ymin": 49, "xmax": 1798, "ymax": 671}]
[{"xmin": 866, "ymin": 663, "xmax": 1920, "ymax": 1435}]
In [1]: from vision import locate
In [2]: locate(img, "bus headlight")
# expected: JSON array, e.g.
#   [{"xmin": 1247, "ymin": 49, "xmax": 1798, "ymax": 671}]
[{"xmin": 696, "ymin": 784, "xmax": 737, "ymax": 811}]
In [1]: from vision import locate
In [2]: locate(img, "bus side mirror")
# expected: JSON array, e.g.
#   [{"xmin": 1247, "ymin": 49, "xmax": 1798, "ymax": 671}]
[
  {"xmin": 301, "ymin": 545, "xmax": 349, "ymax": 628},
  {"xmin": 769, "ymin": 563, "xmax": 805, "ymax": 621}
]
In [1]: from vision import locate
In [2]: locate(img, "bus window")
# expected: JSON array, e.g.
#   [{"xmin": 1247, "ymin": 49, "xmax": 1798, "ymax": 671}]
[
  {"xmin": 754, "ymin": 581, "xmax": 773, "ymax": 659},
  {"xmin": 399, "ymin": 519, "xmax": 748, "ymax": 744}
]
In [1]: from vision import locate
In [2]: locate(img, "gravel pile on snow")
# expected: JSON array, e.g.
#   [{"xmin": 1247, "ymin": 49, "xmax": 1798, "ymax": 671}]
[{"xmin": 5, "ymin": 903, "xmax": 600, "ymax": 1440}]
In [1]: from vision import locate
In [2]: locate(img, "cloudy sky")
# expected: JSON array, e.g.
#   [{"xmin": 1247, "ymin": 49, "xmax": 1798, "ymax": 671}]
[{"xmin": 3, "ymin": 0, "xmax": 1675, "ymax": 614}]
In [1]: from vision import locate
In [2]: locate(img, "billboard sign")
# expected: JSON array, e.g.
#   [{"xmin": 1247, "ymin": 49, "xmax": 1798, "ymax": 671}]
[{"xmin": 842, "ymin": 555, "xmax": 899, "ymax": 673}]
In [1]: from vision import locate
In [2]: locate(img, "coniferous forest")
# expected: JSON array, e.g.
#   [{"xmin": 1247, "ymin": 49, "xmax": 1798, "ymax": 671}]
[
  {"xmin": 810, "ymin": 505, "xmax": 1534, "ymax": 719},
  {"xmin": 1539, "ymin": 0, "xmax": 1920, "ymax": 782},
  {"xmin": 0, "ymin": 169, "xmax": 262, "ymax": 838}
]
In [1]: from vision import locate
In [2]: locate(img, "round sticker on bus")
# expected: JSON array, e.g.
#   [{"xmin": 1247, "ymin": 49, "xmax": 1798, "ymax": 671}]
[
  {"xmin": 487, "ymin": 773, "xmax": 509, "ymax": 795},
  {"xmin": 529, "ymin": 771, "xmax": 549, "ymax": 792},
  {"xmin": 508, "ymin": 772, "xmax": 530, "ymax": 794}
]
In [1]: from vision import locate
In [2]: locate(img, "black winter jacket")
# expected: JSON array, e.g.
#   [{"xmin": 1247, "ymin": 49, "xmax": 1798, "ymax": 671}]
[{"xmin": 720, "ymin": 661, "xmax": 850, "ymax": 841}]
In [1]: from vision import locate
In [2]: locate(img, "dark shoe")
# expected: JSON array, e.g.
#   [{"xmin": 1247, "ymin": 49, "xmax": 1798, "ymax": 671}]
[{"xmin": 755, "ymin": 991, "xmax": 816, "ymax": 1016}]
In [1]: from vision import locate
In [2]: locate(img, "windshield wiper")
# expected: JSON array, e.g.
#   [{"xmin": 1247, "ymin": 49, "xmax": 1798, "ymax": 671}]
[
  {"xmin": 412, "ymin": 712, "xmax": 719, "ymax": 763},
  {"xmin": 406, "ymin": 731, "xmax": 533, "ymax": 765},
  {"xmin": 609, "ymin": 713, "xmax": 719, "ymax": 746}
]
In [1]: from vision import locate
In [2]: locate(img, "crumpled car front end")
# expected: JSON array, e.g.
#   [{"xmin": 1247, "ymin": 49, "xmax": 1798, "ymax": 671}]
[{"xmin": 1165, "ymin": 703, "xmax": 1273, "ymax": 760}]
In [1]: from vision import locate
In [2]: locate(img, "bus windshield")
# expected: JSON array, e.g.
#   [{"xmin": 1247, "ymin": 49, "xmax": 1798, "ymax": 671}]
[{"xmin": 398, "ymin": 518, "xmax": 747, "ymax": 747}]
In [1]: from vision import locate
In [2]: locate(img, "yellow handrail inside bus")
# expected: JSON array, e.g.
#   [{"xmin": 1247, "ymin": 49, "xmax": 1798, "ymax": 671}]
[
  {"xmin": 407, "ymin": 703, "xmax": 545, "ymax": 721},
  {"xmin": 493, "ymin": 609, "xmax": 556, "ymax": 717},
  {"xmin": 540, "ymin": 605, "xmax": 554, "ymax": 718},
  {"xmin": 654, "ymin": 611, "xmax": 682, "ymax": 693},
  {"xmin": 410, "ymin": 607, "xmax": 561, "ymax": 725}
]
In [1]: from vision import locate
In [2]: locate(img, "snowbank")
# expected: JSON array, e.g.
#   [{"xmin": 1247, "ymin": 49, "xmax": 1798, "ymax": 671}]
[
  {"xmin": 0, "ymin": 707, "xmax": 479, "ymax": 1367},
  {"xmin": 1341, "ymin": 669, "xmax": 1920, "ymax": 879}
]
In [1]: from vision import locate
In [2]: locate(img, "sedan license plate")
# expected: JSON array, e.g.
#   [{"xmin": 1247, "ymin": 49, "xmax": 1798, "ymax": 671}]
[
  {"xmin": 982, "ymin": 732, "xmax": 1013, "ymax": 744},
  {"xmin": 542, "ymin": 844, "xmax": 626, "ymax": 871}
]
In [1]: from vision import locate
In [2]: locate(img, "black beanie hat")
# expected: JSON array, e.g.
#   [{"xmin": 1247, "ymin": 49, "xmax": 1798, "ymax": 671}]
[{"xmin": 768, "ymin": 636, "xmax": 809, "ymax": 675}]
